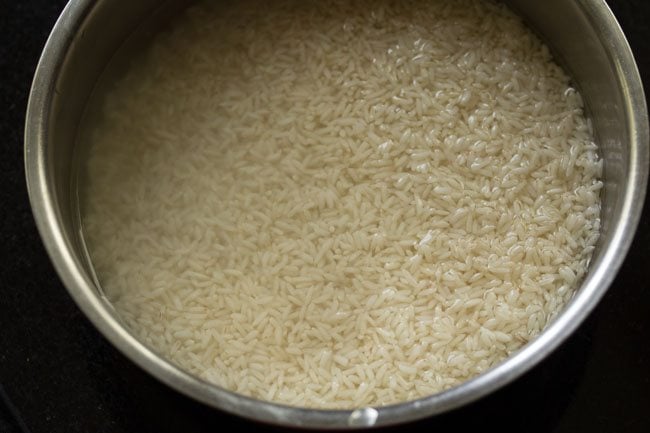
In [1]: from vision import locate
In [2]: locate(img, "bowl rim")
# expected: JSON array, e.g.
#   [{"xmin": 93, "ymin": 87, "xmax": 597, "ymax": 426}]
[{"xmin": 24, "ymin": 0, "xmax": 649, "ymax": 428}]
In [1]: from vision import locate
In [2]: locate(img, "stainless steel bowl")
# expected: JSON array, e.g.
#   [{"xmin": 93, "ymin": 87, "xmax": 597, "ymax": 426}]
[{"xmin": 25, "ymin": 0, "xmax": 648, "ymax": 428}]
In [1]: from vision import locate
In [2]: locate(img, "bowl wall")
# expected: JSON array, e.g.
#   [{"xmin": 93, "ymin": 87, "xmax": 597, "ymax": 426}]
[{"xmin": 25, "ymin": 0, "xmax": 648, "ymax": 428}]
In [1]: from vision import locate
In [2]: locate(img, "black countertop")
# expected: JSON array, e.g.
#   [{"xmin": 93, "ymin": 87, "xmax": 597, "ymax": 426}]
[{"xmin": 1, "ymin": 1, "xmax": 649, "ymax": 432}]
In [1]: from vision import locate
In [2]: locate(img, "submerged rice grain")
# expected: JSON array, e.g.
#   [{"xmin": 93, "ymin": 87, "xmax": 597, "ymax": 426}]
[{"xmin": 82, "ymin": 0, "xmax": 602, "ymax": 408}]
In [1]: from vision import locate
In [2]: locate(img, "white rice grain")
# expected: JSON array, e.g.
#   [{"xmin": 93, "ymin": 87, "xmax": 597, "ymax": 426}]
[{"xmin": 82, "ymin": 0, "xmax": 602, "ymax": 409}]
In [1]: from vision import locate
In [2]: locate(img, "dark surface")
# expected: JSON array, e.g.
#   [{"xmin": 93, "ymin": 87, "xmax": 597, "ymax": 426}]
[{"xmin": 1, "ymin": 1, "xmax": 649, "ymax": 432}]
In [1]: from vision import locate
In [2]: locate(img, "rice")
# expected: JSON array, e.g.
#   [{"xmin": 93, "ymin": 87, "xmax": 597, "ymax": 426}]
[{"xmin": 81, "ymin": 0, "xmax": 602, "ymax": 409}]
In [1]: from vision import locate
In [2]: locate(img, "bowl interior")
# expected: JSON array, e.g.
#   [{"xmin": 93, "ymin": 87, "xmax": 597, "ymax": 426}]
[{"xmin": 26, "ymin": 0, "xmax": 648, "ymax": 428}]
